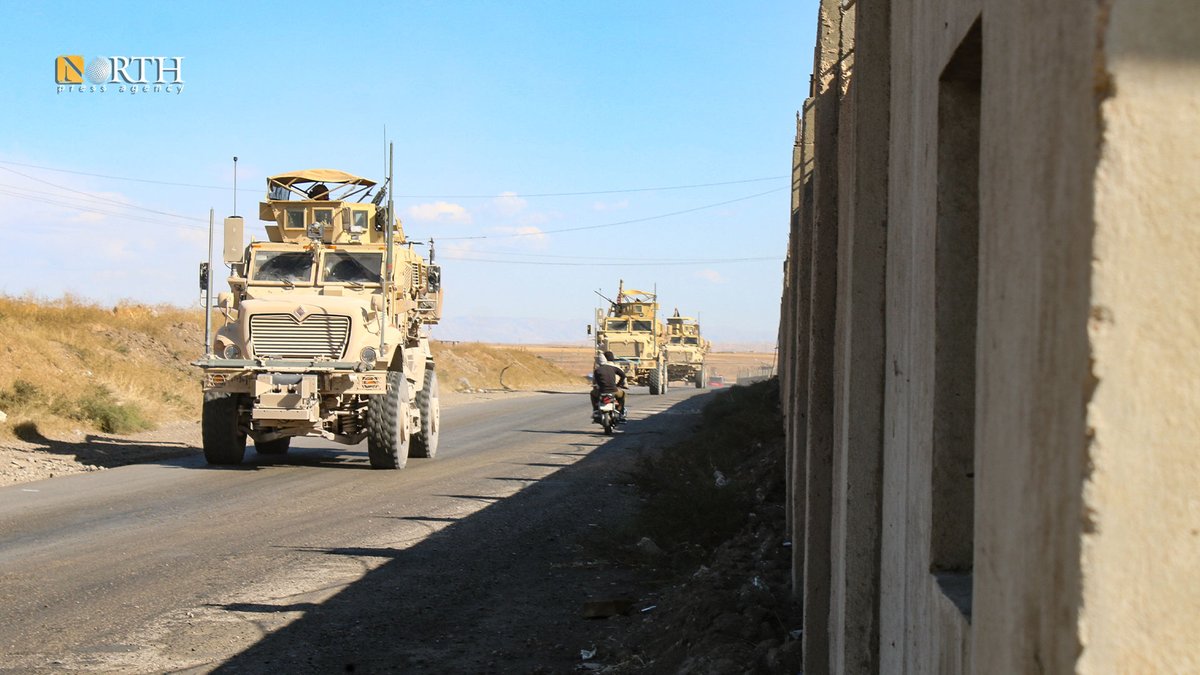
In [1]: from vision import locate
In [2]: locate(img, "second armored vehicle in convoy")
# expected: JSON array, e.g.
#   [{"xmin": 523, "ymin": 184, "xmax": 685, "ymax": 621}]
[
  {"xmin": 663, "ymin": 310, "xmax": 711, "ymax": 388},
  {"xmin": 194, "ymin": 164, "xmax": 443, "ymax": 470},
  {"xmin": 592, "ymin": 280, "xmax": 669, "ymax": 395}
]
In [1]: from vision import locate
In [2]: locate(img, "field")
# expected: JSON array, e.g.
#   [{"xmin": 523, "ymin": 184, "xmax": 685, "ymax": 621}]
[
  {"xmin": 0, "ymin": 296, "xmax": 588, "ymax": 443},
  {"xmin": 520, "ymin": 344, "xmax": 777, "ymax": 383},
  {"xmin": 0, "ymin": 295, "xmax": 771, "ymax": 444}
]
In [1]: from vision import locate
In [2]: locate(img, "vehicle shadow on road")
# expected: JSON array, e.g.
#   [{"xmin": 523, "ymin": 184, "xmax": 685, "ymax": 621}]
[
  {"xmin": 8, "ymin": 424, "xmax": 198, "ymax": 469},
  {"xmin": 209, "ymin": 392, "xmax": 714, "ymax": 674}
]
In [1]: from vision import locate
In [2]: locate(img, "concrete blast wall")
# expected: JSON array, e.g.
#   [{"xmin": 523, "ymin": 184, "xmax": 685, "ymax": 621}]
[{"xmin": 777, "ymin": 0, "xmax": 1200, "ymax": 672}]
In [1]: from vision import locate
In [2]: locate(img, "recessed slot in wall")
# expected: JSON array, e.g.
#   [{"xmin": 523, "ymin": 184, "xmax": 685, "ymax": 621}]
[{"xmin": 931, "ymin": 17, "xmax": 982, "ymax": 621}]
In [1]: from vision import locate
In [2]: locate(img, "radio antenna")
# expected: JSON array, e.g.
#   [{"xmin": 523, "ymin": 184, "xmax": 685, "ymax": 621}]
[{"xmin": 232, "ymin": 156, "xmax": 238, "ymax": 216}]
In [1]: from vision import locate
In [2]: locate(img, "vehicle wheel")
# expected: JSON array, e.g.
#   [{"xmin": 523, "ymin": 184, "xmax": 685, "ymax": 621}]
[
  {"xmin": 254, "ymin": 436, "xmax": 291, "ymax": 455},
  {"xmin": 202, "ymin": 392, "xmax": 247, "ymax": 465},
  {"xmin": 366, "ymin": 371, "xmax": 411, "ymax": 469},
  {"xmin": 648, "ymin": 366, "xmax": 661, "ymax": 395},
  {"xmin": 410, "ymin": 366, "xmax": 440, "ymax": 459},
  {"xmin": 662, "ymin": 365, "xmax": 670, "ymax": 393},
  {"xmin": 695, "ymin": 367, "xmax": 706, "ymax": 389},
  {"xmin": 602, "ymin": 414, "xmax": 614, "ymax": 435}
]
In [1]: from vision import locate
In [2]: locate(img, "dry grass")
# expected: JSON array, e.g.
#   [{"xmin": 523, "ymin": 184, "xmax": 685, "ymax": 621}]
[
  {"xmin": 522, "ymin": 344, "xmax": 778, "ymax": 382},
  {"xmin": 0, "ymin": 296, "xmax": 586, "ymax": 441},
  {"xmin": 431, "ymin": 342, "xmax": 585, "ymax": 392},
  {"xmin": 0, "ymin": 295, "xmax": 203, "ymax": 440}
]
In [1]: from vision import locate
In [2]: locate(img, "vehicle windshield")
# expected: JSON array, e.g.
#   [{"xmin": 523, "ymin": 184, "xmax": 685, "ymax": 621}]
[
  {"xmin": 321, "ymin": 251, "xmax": 383, "ymax": 285},
  {"xmin": 683, "ymin": 337, "xmax": 699, "ymax": 345},
  {"xmin": 605, "ymin": 320, "xmax": 629, "ymax": 331},
  {"xmin": 670, "ymin": 337, "xmax": 683, "ymax": 344},
  {"xmin": 632, "ymin": 320, "xmax": 653, "ymax": 332},
  {"xmin": 250, "ymin": 250, "xmax": 315, "ymax": 285}
]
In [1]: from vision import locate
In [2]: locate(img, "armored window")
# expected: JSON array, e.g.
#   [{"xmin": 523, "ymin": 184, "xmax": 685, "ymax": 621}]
[
  {"xmin": 285, "ymin": 209, "xmax": 305, "ymax": 230},
  {"xmin": 670, "ymin": 337, "xmax": 682, "ymax": 344},
  {"xmin": 605, "ymin": 320, "xmax": 629, "ymax": 331},
  {"xmin": 350, "ymin": 210, "xmax": 369, "ymax": 233},
  {"xmin": 314, "ymin": 209, "xmax": 334, "ymax": 225},
  {"xmin": 249, "ymin": 250, "xmax": 316, "ymax": 285},
  {"xmin": 322, "ymin": 251, "xmax": 383, "ymax": 286},
  {"xmin": 684, "ymin": 337, "xmax": 699, "ymax": 345},
  {"xmin": 632, "ymin": 321, "xmax": 653, "ymax": 332}
]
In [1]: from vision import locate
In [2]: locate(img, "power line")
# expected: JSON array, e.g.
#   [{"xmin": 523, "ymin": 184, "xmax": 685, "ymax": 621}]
[
  {"xmin": 442, "ymin": 255, "xmax": 780, "ymax": 267},
  {"xmin": 438, "ymin": 186, "xmax": 787, "ymax": 241},
  {"xmin": 0, "ymin": 159, "xmax": 238, "ymax": 191},
  {"xmin": 0, "ymin": 186, "xmax": 208, "ymax": 231},
  {"xmin": 0, "ymin": 158, "xmax": 786, "ymax": 199},
  {"xmin": 449, "ymin": 248, "xmax": 774, "ymax": 263},
  {"xmin": 399, "ymin": 176, "xmax": 787, "ymax": 198},
  {"xmin": 0, "ymin": 166, "xmax": 206, "ymax": 224}
]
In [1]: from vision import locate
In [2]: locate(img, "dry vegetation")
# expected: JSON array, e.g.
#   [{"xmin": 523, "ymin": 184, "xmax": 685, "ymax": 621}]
[
  {"xmin": 525, "ymin": 344, "xmax": 778, "ymax": 382},
  {"xmin": 432, "ymin": 341, "xmax": 585, "ymax": 392},
  {"xmin": 585, "ymin": 378, "xmax": 801, "ymax": 672},
  {"xmin": 0, "ymin": 295, "xmax": 203, "ymax": 441},
  {"xmin": 0, "ymin": 296, "xmax": 583, "ymax": 444}
]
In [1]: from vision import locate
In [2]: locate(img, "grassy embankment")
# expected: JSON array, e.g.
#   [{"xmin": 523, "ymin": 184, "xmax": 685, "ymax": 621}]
[
  {"xmin": 0, "ymin": 296, "xmax": 581, "ymax": 442},
  {"xmin": 432, "ymin": 341, "xmax": 585, "ymax": 392},
  {"xmin": 0, "ymin": 296, "xmax": 201, "ymax": 440}
]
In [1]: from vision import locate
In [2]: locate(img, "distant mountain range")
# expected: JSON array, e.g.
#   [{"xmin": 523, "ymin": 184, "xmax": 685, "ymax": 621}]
[
  {"xmin": 433, "ymin": 315, "xmax": 589, "ymax": 345},
  {"xmin": 434, "ymin": 315, "xmax": 776, "ymax": 353}
]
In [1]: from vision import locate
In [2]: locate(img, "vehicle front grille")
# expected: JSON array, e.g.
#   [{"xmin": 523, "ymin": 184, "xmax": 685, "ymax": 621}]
[
  {"xmin": 249, "ymin": 313, "xmax": 351, "ymax": 359},
  {"xmin": 607, "ymin": 342, "xmax": 639, "ymax": 358}
]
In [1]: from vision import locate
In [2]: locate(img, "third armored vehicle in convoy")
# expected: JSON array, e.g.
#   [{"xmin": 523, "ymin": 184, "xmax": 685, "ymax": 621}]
[
  {"xmin": 663, "ymin": 310, "xmax": 711, "ymax": 388},
  {"xmin": 592, "ymin": 280, "xmax": 669, "ymax": 395},
  {"xmin": 194, "ymin": 162, "xmax": 442, "ymax": 470}
]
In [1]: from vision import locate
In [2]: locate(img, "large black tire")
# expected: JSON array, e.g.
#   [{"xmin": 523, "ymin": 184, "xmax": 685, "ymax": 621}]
[
  {"xmin": 695, "ymin": 367, "xmax": 706, "ymax": 389},
  {"xmin": 202, "ymin": 393, "xmax": 247, "ymax": 465},
  {"xmin": 254, "ymin": 437, "xmax": 291, "ymax": 455},
  {"xmin": 647, "ymin": 366, "xmax": 662, "ymax": 395},
  {"xmin": 662, "ymin": 365, "xmax": 669, "ymax": 393},
  {"xmin": 366, "ymin": 371, "xmax": 411, "ymax": 469},
  {"xmin": 602, "ymin": 413, "xmax": 614, "ymax": 435},
  {"xmin": 410, "ymin": 366, "xmax": 440, "ymax": 459}
]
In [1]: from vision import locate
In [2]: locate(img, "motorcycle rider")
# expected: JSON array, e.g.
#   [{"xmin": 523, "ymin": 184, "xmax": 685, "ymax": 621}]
[{"xmin": 591, "ymin": 350, "xmax": 627, "ymax": 422}]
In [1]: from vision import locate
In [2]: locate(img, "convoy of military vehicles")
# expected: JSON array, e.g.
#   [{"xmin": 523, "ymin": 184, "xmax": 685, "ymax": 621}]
[
  {"xmin": 590, "ymin": 280, "xmax": 710, "ymax": 395},
  {"xmin": 193, "ymin": 160, "xmax": 712, "ymax": 467}
]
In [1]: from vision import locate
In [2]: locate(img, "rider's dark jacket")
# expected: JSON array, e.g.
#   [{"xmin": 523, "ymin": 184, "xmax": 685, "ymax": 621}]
[{"xmin": 593, "ymin": 362, "xmax": 627, "ymax": 392}]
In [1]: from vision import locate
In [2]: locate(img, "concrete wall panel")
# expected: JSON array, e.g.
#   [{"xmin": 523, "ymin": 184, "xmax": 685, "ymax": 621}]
[
  {"xmin": 1081, "ymin": 0, "xmax": 1200, "ymax": 671},
  {"xmin": 779, "ymin": 0, "xmax": 1197, "ymax": 671}
]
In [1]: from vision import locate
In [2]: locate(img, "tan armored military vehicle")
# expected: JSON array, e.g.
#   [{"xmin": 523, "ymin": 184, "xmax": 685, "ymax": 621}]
[
  {"xmin": 663, "ymin": 310, "xmax": 711, "ymax": 388},
  {"xmin": 592, "ymin": 280, "xmax": 669, "ymax": 395},
  {"xmin": 194, "ymin": 163, "xmax": 442, "ymax": 470}
]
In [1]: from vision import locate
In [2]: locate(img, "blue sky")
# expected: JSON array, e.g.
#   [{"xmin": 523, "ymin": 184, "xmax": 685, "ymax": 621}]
[{"xmin": 1, "ymin": 1, "xmax": 817, "ymax": 345}]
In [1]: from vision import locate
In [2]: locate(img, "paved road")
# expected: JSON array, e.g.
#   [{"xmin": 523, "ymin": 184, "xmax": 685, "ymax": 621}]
[{"xmin": 0, "ymin": 386, "xmax": 711, "ymax": 672}]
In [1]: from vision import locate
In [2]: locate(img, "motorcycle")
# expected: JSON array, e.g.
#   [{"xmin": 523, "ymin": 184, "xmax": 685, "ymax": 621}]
[{"xmin": 594, "ymin": 390, "xmax": 626, "ymax": 435}]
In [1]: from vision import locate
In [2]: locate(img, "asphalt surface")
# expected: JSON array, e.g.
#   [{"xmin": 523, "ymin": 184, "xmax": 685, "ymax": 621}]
[{"xmin": 0, "ymin": 385, "xmax": 713, "ymax": 673}]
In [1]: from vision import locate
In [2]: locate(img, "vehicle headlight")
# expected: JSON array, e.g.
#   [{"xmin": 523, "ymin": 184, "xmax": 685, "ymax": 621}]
[
  {"xmin": 358, "ymin": 346, "xmax": 378, "ymax": 370},
  {"xmin": 223, "ymin": 344, "xmax": 242, "ymax": 359}
]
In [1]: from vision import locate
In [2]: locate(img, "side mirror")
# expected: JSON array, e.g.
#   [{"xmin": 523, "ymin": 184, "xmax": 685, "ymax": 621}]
[
  {"xmin": 586, "ymin": 325, "xmax": 592, "ymax": 335},
  {"xmin": 427, "ymin": 264, "xmax": 442, "ymax": 292},
  {"xmin": 198, "ymin": 262, "xmax": 209, "ymax": 290}
]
